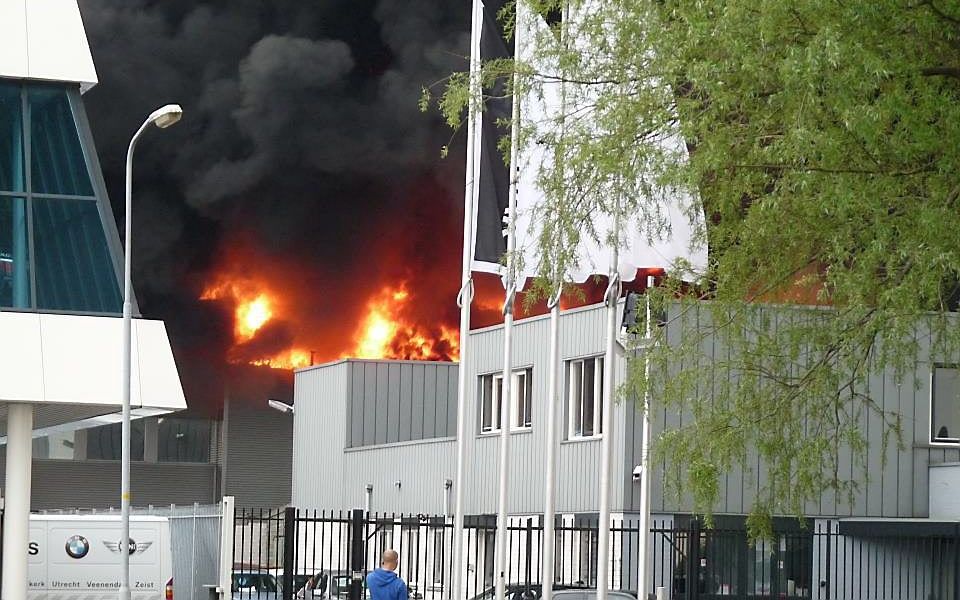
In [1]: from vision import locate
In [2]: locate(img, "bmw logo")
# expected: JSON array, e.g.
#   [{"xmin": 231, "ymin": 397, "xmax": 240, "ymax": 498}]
[{"xmin": 65, "ymin": 535, "xmax": 90, "ymax": 559}]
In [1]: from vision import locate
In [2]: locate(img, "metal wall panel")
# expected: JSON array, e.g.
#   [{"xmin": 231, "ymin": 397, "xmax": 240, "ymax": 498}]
[
  {"xmin": 464, "ymin": 305, "xmax": 628, "ymax": 516},
  {"xmin": 341, "ymin": 360, "xmax": 458, "ymax": 448},
  {"xmin": 293, "ymin": 360, "xmax": 349, "ymax": 509},
  {"xmin": 631, "ymin": 303, "xmax": 959, "ymax": 519},
  {"xmin": 293, "ymin": 305, "xmax": 635, "ymax": 515},
  {"xmin": 224, "ymin": 406, "xmax": 293, "ymax": 508},
  {"xmin": 293, "ymin": 360, "xmax": 460, "ymax": 509},
  {"xmin": 341, "ymin": 439, "xmax": 458, "ymax": 514},
  {"xmin": 0, "ymin": 457, "xmax": 217, "ymax": 510},
  {"xmin": 293, "ymin": 304, "xmax": 959, "ymax": 520}
]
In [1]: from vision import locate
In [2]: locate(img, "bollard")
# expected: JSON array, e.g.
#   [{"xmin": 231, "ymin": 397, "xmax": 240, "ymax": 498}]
[{"xmin": 655, "ymin": 586, "xmax": 665, "ymax": 600}]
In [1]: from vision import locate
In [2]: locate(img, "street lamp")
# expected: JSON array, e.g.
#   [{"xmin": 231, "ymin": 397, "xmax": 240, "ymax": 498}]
[
  {"xmin": 120, "ymin": 103, "xmax": 182, "ymax": 600},
  {"xmin": 267, "ymin": 399, "xmax": 295, "ymax": 414}
]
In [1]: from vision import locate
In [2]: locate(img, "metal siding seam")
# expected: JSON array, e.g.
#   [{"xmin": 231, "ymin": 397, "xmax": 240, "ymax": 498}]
[{"xmin": 376, "ymin": 362, "xmax": 388, "ymax": 445}]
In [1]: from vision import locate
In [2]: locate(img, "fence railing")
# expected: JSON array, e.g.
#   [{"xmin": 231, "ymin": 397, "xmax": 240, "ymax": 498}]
[{"xmin": 233, "ymin": 509, "xmax": 960, "ymax": 600}]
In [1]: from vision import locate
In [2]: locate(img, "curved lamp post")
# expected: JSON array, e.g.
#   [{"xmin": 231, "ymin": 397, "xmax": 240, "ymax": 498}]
[{"xmin": 120, "ymin": 104, "xmax": 182, "ymax": 600}]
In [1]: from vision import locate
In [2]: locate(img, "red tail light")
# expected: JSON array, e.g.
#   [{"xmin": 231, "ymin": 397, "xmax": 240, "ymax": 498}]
[{"xmin": 166, "ymin": 578, "xmax": 174, "ymax": 600}]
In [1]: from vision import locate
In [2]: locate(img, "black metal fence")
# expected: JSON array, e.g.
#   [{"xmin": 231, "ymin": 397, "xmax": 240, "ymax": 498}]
[{"xmin": 232, "ymin": 509, "xmax": 960, "ymax": 600}]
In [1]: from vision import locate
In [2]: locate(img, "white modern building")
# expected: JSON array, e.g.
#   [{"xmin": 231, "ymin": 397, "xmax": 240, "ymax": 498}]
[{"xmin": 0, "ymin": 3, "xmax": 187, "ymax": 598}]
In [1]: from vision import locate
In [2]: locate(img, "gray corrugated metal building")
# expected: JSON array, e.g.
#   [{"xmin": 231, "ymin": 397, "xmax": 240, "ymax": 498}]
[{"xmin": 292, "ymin": 301, "xmax": 960, "ymax": 519}]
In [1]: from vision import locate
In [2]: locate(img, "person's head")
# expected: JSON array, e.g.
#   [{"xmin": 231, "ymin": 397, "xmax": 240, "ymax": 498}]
[{"xmin": 380, "ymin": 549, "xmax": 399, "ymax": 571}]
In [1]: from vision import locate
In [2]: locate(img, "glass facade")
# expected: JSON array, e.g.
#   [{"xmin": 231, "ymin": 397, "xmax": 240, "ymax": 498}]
[
  {"xmin": 87, "ymin": 419, "xmax": 146, "ymax": 461},
  {"xmin": 158, "ymin": 417, "xmax": 212, "ymax": 463},
  {"xmin": 0, "ymin": 80, "xmax": 122, "ymax": 314},
  {"xmin": 81, "ymin": 417, "xmax": 212, "ymax": 463}
]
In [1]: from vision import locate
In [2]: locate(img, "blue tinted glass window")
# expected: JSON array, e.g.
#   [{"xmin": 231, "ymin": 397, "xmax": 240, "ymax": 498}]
[
  {"xmin": 0, "ymin": 82, "xmax": 24, "ymax": 192},
  {"xmin": 0, "ymin": 196, "xmax": 31, "ymax": 308},
  {"xmin": 30, "ymin": 87, "xmax": 94, "ymax": 196},
  {"xmin": 158, "ymin": 418, "xmax": 212, "ymax": 463},
  {"xmin": 33, "ymin": 197, "xmax": 121, "ymax": 312},
  {"xmin": 86, "ymin": 420, "xmax": 145, "ymax": 461}
]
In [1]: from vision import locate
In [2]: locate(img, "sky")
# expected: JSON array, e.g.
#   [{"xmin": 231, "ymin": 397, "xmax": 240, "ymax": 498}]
[{"xmin": 77, "ymin": 0, "xmax": 475, "ymax": 413}]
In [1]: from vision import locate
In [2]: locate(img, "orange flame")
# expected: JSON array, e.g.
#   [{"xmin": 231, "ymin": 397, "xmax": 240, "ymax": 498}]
[
  {"xmin": 345, "ymin": 285, "xmax": 459, "ymax": 361},
  {"xmin": 250, "ymin": 348, "xmax": 312, "ymax": 370},
  {"xmin": 201, "ymin": 277, "xmax": 312, "ymax": 369},
  {"xmin": 200, "ymin": 281, "xmax": 274, "ymax": 341},
  {"xmin": 202, "ymin": 274, "xmax": 459, "ymax": 369}
]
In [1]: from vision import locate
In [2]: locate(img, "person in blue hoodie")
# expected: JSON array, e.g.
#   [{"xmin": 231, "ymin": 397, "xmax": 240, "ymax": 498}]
[{"xmin": 367, "ymin": 550, "xmax": 408, "ymax": 600}]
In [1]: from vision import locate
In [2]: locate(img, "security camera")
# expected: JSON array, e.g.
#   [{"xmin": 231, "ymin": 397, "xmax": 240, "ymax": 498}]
[{"xmin": 632, "ymin": 465, "xmax": 643, "ymax": 482}]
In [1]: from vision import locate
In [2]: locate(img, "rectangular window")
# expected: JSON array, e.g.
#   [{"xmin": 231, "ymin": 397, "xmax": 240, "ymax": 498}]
[
  {"xmin": 479, "ymin": 368, "xmax": 533, "ymax": 433},
  {"xmin": 932, "ymin": 366, "xmax": 960, "ymax": 443},
  {"xmin": 568, "ymin": 356, "xmax": 603, "ymax": 438}
]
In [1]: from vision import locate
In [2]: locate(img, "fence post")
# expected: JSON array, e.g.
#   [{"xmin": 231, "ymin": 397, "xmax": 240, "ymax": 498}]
[
  {"xmin": 684, "ymin": 520, "xmax": 700, "ymax": 600},
  {"xmin": 525, "ymin": 518, "xmax": 533, "ymax": 590},
  {"xmin": 283, "ymin": 507, "xmax": 296, "ymax": 600},
  {"xmin": 218, "ymin": 497, "xmax": 236, "ymax": 600},
  {"xmin": 823, "ymin": 521, "xmax": 831, "ymax": 600},
  {"xmin": 953, "ymin": 523, "xmax": 959, "ymax": 600},
  {"xmin": 350, "ymin": 508, "xmax": 365, "ymax": 600}
]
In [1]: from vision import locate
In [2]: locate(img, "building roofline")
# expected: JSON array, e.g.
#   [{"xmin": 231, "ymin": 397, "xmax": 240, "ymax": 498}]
[{"xmin": 295, "ymin": 357, "xmax": 457, "ymax": 374}]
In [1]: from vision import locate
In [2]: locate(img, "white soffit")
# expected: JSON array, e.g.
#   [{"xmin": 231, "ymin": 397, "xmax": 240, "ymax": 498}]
[
  {"xmin": 0, "ymin": 0, "xmax": 98, "ymax": 91},
  {"xmin": 0, "ymin": 312, "xmax": 186, "ymax": 412}
]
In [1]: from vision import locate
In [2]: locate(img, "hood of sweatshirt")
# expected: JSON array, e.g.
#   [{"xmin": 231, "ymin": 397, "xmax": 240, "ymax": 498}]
[{"xmin": 367, "ymin": 568, "xmax": 400, "ymax": 592}]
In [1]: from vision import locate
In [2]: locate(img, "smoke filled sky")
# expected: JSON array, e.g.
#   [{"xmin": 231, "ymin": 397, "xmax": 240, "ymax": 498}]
[
  {"xmin": 76, "ymin": 0, "xmax": 612, "ymax": 415},
  {"xmin": 77, "ymin": 0, "xmax": 480, "ymax": 413}
]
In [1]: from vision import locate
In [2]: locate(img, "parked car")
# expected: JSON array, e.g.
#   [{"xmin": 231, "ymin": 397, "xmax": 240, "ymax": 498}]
[
  {"xmin": 233, "ymin": 572, "xmax": 280, "ymax": 600},
  {"xmin": 469, "ymin": 583, "xmax": 593, "ymax": 600},
  {"xmin": 552, "ymin": 591, "xmax": 635, "ymax": 600}
]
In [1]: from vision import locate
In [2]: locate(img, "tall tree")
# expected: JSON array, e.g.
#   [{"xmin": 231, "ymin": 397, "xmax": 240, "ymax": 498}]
[{"xmin": 429, "ymin": 0, "xmax": 960, "ymax": 536}]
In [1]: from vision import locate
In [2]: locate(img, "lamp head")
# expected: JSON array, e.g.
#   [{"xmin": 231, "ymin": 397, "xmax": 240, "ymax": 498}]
[
  {"xmin": 148, "ymin": 104, "xmax": 183, "ymax": 129},
  {"xmin": 267, "ymin": 399, "xmax": 294, "ymax": 415}
]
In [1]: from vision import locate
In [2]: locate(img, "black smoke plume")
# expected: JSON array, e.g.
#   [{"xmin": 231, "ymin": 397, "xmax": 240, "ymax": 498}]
[{"xmin": 78, "ymin": 0, "xmax": 471, "ymax": 414}]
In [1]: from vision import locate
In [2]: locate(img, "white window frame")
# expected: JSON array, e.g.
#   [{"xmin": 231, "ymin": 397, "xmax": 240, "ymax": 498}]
[
  {"xmin": 931, "ymin": 364, "xmax": 960, "ymax": 445},
  {"xmin": 479, "ymin": 368, "xmax": 532, "ymax": 434},
  {"xmin": 567, "ymin": 356, "xmax": 604, "ymax": 439}
]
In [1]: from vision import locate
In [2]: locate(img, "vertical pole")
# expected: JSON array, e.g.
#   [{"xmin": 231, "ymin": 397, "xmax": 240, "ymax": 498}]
[
  {"xmin": 684, "ymin": 520, "xmax": 699, "ymax": 600},
  {"xmin": 283, "ymin": 507, "xmax": 296, "ymax": 600},
  {"xmin": 544, "ymin": 5, "xmax": 570, "ymax": 594},
  {"xmin": 2, "ymin": 403, "xmax": 33, "ymax": 600},
  {"xmin": 636, "ymin": 276, "xmax": 655, "ymax": 600},
  {"xmin": 120, "ymin": 122, "xmax": 147, "ymax": 600},
  {"xmin": 494, "ymin": 2, "xmax": 524, "ymax": 597},
  {"xmin": 953, "ymin": 523, "xmax": 958, "ymax": 600},
  {"xmin": 824, "ymin": 521, "xmax": 831, "ymax": 600},
  {"xmin": 444, "ymin": 480, "xmax": 453, "ymax": 518},
  {"xmin": 596, "ymin": 236, "xmax": 621, "ymax": 599},
  {"xmin": 350, "ymin": 509, "xmax": 365, "ymax": 600},
  {"xmin": 451, "ymin": 3, "xmax": 482, "ymax": 599},
  {"xmin": 221, "ymin": 385, "xmax": 231, "ymax": 498},
  {"xmin": 218, "ymin": 496, "xmax": 236, "ymax": 600},
  {"xmin": 541, "ymin": 292, "xmax": 561, "ymax": 600},
  {"xmin": 525, "ymin": 519, "xmax": 533, "ymax": 590}
]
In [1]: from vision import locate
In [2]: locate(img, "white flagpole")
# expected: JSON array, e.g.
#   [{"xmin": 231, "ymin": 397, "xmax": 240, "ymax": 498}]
[
  {"xmin": 494, "ymin": 2, "xmax": 523, "ymax": 599},
  {"xmin": 596, "ymin": 212, "xmax": 621, "ymax": 600},
  {"xmin": 451, "ymin": 2, "xmax": 482, "ymax": 599},
  {"xmin": 636, "ymin": 275, "xmax": 655, "ymax": 599},
  {"xmin": 540, "ymin": 284, "xmax": 562, "ymax": 600},
  {"xmin": 542, "ymin": 3, "xmax": 569, "ymax": 595}
]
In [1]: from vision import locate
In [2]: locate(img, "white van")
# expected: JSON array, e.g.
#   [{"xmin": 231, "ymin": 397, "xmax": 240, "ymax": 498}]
[{"xmin": 28, "ymin": 514, "xmax": 174, "ymax": 600}]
